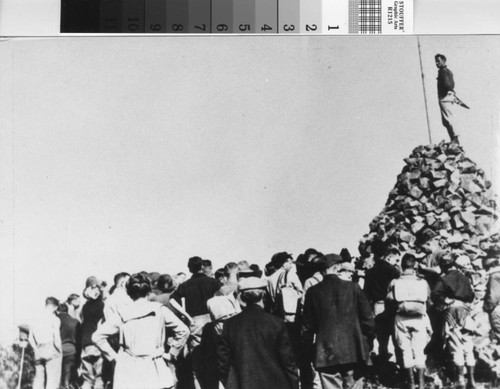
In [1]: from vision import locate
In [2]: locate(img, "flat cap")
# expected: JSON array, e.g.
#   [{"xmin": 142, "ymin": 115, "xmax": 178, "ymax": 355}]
[{"xmin": 317, "ymin": 253, "xmax": 343, "ymax": 271}]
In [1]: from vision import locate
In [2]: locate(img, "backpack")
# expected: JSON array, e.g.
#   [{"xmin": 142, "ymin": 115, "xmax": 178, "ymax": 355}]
[
  {"xmin": 393, "ymin": 277, "xmax": 428, "ymax": 316},
  {"xmin": 274, "ymin": 271, "xmax": 300, "ymax": 319}
]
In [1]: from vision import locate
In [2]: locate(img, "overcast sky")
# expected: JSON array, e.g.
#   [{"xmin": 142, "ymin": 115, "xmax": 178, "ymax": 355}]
[{"xmin": 1, "ymin": 35, "xmax": 499, "ymax": 338}]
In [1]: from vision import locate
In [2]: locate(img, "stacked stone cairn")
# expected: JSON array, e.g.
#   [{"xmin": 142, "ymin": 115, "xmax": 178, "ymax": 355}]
[{"xmin": 358, "ymin": 141, "xmax": 500, "ymax": 376}]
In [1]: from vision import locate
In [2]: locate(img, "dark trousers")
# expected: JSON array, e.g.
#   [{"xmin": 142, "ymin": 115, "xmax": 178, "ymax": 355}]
[
  {"xmin": 61, "ymin": 354, "xmax": 77, "ymax": 389},
  {"xmin": 374, "ymin": 309, "xmax": 392, "ymax": 360}
]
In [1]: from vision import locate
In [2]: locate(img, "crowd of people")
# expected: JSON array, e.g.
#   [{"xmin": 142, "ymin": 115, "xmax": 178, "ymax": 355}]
[{"xmin": 22, "ymin": 243, "xmax": 500, "ymax": 389}]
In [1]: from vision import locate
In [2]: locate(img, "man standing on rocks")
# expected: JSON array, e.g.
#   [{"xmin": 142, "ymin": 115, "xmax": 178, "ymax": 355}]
[{"xmin": 435, "ymin": 54, "xmax": 460, "ymax": 144}]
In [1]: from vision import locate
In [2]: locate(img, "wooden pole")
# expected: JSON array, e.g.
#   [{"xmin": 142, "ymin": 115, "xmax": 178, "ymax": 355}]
[
  {"xmin": 417, "ymin": 36, "xmax": 432, "ymax": 144},
  {"xmin": 16, "ymin": 346, "xmax": 25, "ymax": 389}
]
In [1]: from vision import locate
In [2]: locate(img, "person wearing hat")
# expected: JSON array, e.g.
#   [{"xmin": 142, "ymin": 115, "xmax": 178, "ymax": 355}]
[
  {"xmin": 302, "ymin": 253, "xmax": 375, "ymax": 389},
  {"xmin": 80, "ymin": 276, "xmax": 106, "ymax": 389},
  {"xmin": 295, "ymin": 249, "xmax": 323, "ymax": 286},
  {"xmin": 218, "ymin": 277, "xmax": 299, "ymax": 389},
  {"xmin": 483, "ymin": 247, "xmax": 500, "ymax": 344},
  {"xmin": 431, "ymin": 252, "xmax": 476, "ymax": 389},
  {"xmin": 302, "ymin": 256, "xmax": 324, "ymax": 305},
  {"xmin": 198, "ymin": 295, "xmax": 241, "ymax": 389},
  {"xmin": 267, "ymin": 252, "xmax": 303, "ymax": 320}
]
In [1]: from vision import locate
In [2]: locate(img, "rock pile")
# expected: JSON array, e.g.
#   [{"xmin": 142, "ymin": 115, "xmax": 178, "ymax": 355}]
[
  {"xmin": 358, "ymin": 141, "xmax": 500, "ymax": 376},
  {"xmin": 359, "ymin": 141, "xmax": 499, "ymax": 270}
]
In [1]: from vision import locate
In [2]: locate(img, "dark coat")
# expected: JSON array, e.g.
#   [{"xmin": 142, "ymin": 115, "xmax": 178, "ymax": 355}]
[
  {"xmin": 437, "ymin": 66, "xmax": 455, "ymax": 99},
  {"xmin": 302, "ymin": 274, "xmax": 375, "ymax": 369},
  {"xmin": 363, "ymin": 260, "xmax": 400, "ymax": 304},
  {"xmin": 171, "ymin": 273, "xmax": 222, "ymax": 317},
  {"xmin": 59, "ymin": 313, "xmax": 81, "ymax": 357},
  {"xmin": 81, "ymin": 298, "xmax": 104, "ymax": 348},
  {"xmin": 217, "ymin": 304, "xmax": 299, "ymax": 389},
  {"xmin": 198, "ymin": 323, "xmax": 221, "ymax": 389},
  {"xmin": 431, "ymin": 269, "xmax": 475, "ymax": 307}
]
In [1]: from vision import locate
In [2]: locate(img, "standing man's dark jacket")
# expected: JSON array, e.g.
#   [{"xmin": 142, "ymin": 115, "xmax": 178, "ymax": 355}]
[
  {"xmin": 363, "ymin": 260, "xmax": 400, "ymax": 304},
  {"xmin": 171, "ymin": 273, "xmax": 221, "ymax": 316},
  {"xmin": 437, "ymin": 66, "xmax": 455, "ymax": 99},
  {"xmin": 431, "ymin": 269, "xmax": 475, "ymax": 306},
  {"xmin": 302, "ymin": 274, "xmax": 375, "ymax": 368},
  {"xmin": 60, "ymin": 312, "xmax": 81, "ymax": 356},
  {"xmin": 217, "ymin": 304, "xmax": 299, "ymax": 389},
  {"xmin": 81, "ymin": 298, "xmax": 104, "ymax": 348}
]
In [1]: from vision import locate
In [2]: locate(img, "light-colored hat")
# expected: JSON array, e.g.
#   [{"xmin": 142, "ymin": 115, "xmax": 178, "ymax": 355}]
[
  {"xmin": 238, "ymin": 277, "xmax": 267, "ymax": 292},
  {"xmin": 207, "ymin": 296, "xmax": 241, "ymax": 322}
]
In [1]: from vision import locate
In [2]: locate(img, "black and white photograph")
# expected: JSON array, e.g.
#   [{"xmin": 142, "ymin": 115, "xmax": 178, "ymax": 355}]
[{"xmin": 0, "ymin": 35, "xmax": 499, "ymax": 389}]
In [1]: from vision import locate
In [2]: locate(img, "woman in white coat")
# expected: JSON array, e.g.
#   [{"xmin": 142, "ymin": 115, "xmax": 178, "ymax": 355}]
[{"xmin": 92, "ymin": 273, "xmax": 190, "ymax": 389}]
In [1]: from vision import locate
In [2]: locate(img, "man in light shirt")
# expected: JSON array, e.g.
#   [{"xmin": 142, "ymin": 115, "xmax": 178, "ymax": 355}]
[
  {"xmin": 102, "ymin": 272, "xmax": 131, "ymax": 387},
  {"xmin": 103, "ymin": 272, "xmax": 131, "ymax": 320},
  {"xmin": 267, "ymin": 252, "xmax": 303, "ymax": 317},
  {"xmin": 29, "ymin": 297, "xmax": 62, "ymax": 389}
]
